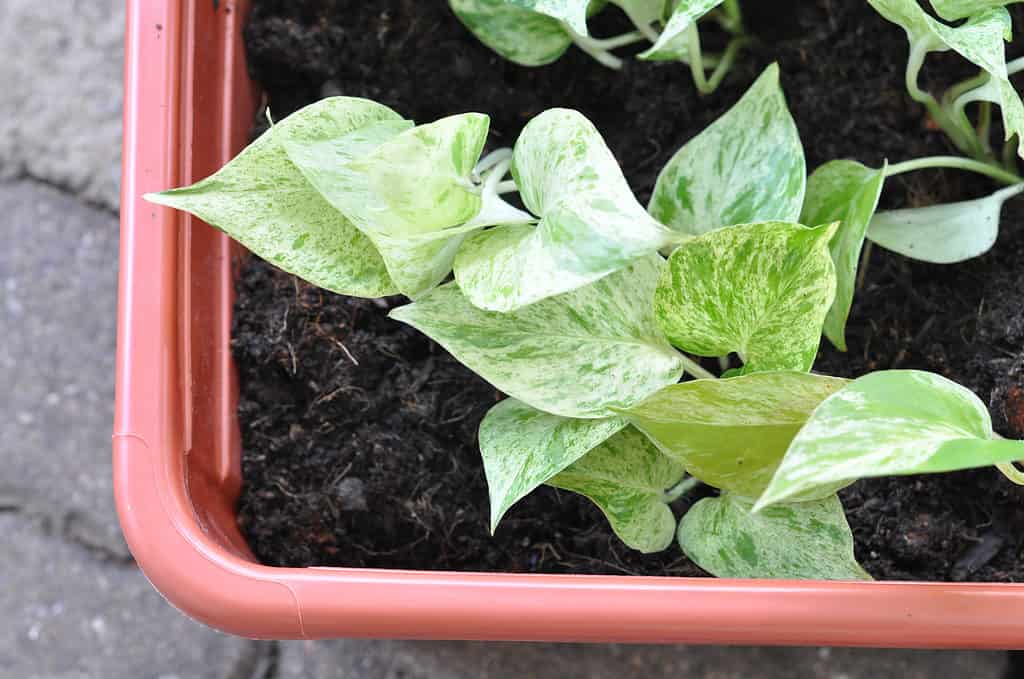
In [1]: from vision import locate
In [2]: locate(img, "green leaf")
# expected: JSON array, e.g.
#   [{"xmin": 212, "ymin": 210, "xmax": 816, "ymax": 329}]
[
  {"xmin": 638, "ymin": 0, "xmax": 725, "ymax": 61},
  {"xmin": 867, "ymin": 183, "xmax": 1024, "ymax": 264},
  {"xmin": 648, "ymin": 64, "xmax": 806, "ymax": 236},
  {"xmin": 391, "ymin": 254, "xmax": 684, "ymax": 418},
  {"xmin": 143, "ymin": 97, "xmax": 399, "ymax": 298},
  {"xmin": 449, "ymin": 0, "xmax": 573, "ymax": 66},
  {"xmin": 455, "ymin": 108, "xmax": 676, "ymax": 311},
  {"xmin": 801, "ymin": 161, "xmax": 887, "ymax": 352},
  {"xmin": 548, "ymin": 427, "xmax": 686, "ymax": 553},
  {"xmin": 755, "ymin": 370, "xmax": 1024, "ymax": 510},
  {"xmin": 280, "ymin": 112, "xmax": 503, "ymax": 298},
  {"xmin": 679, "ymin": 493, "xmax": 871, "ymax": 580},
  {"xmin": 654, "ymin": 221, "xmax": 838, "ymax": 373},
  {"xmin": 612, "ymin": 0, "xmax": 668, "ymax": 29},
  {"xmin": 930, "ymin": 0, "xmax": 1023, "ymax": 21},
  {"xmin": 506, "ymin": 0, "xmax": 591, "ymax": 34},
  {"xmin": 617, "ymin": 372, "xmax": 848, "ymax": 497},
  {"xmin": 480, "ymin": 399, "xmax": 627, "ymax": 532}
]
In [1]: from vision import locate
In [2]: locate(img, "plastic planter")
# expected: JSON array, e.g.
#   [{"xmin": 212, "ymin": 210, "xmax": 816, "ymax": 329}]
[{"xmin": 115, "ymin": 0, "xmax": 1024, "ymax": 646}]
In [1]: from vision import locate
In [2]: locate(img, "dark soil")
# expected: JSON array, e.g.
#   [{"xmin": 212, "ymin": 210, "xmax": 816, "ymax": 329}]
[{"xmin": 235, "ymin": 0, "xmax": 1024, "ymax": 580}]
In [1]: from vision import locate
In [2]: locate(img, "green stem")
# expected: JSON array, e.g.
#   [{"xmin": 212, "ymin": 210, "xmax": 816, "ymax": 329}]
[
  {"xmin": 905, "ymin": 40, "xmax": 989, "ymax": 162},
  {"xmin": 569, "ymin": 29, "xmax": 649, "ymax": 69},
  {"xmin": 686, "ymin": 24, "xmax": 711, "ymax": 95},
  {"xmin": 978, "ymin": 101, "xmax": 993, "ymax": 151},
  {"xmin": 1008, "ymin": 56, "xmax": 1024, "ymax": 77},
  {"xmin": 495, "ymin": 180, "xmax": 518, "ymax": 195},
  {"xmin": 885, "ymin": 155, "xmax": 1024, "ymax": 185},
  {"xmin": 943, "ymin": 71, "xmax": 989, "ymax": 109},
  {"xmin": 663, "ymin": 476, "xmax": 701, "ymax": 503},
  {"xmin": 997, "ymin": 462, "xmax": 1024, "ymax": 485},
  {"xmin": 680, "ymin": 354, "xmax": 717, "ymax": 381},
  {"xmin": 704, "ymin": 36, "xmax": 751, "ymax": 93}
]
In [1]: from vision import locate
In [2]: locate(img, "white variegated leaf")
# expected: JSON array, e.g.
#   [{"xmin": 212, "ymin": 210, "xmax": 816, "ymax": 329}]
[
  {"xmin": 449, "ymin": 0, "xmax": 573, "ymax": 66},
  {"xmin": 549, "ymin": 427, "xmax": 686, "ymax": 553},
  {"xmin": 962, "ymin": 76, "xmax": 1024, "ymax": 155},
  {"xmin": 281, "ymin": 112, "xmax": 502, "ymax": 298},
  {"xmin": 638, "ymin": 0, "xmax": 725, "ymax": 61},
  {"xmin": 612, "ymin": 0, "xmax": 668, "ymax": 30},
  {"xmin": 654, "ymin": 221, "xmax": 838, "ymax": 374},
  {"xmin": 931, "ymin": 0, "xmax": 1023, "ymax": 21},
  {"xmin": 867, "ymin": 184, "xmax": 1024, "ymax": 264},
  {"xmin": 755, "ymin": 370, "xmax": 1024, "ymax": 510},
  {"xmin": 144, "ymin": 97, "xmax": 399, "ymax": 298},
  {"xmin": 679, "ymin": 492, "xmax": 871, "ymax": 580},
  {"xmin": 480, "ymin": 398, "xmax": 627, "ymax": 531},
  {"xmin": 648, "ymin": 64, "xmax": 806, "ymax": 235},
  {"xmin": 618, "ymin": 372, "xmax": 848, "ymax": 497},
  {"xmin": 390, "ymin": 254, "xmax": 685, "ymax": 419},
  {"xmin": 507, "ymin": 0, "xmax": 591, "ymax": 34},
  {"xmin": 801, "ymin": 161, "xmax": 887, "ymax": 351},
  {"xmin": 455, "ymin": 109, "xmax": 676, "ymax": 311}
]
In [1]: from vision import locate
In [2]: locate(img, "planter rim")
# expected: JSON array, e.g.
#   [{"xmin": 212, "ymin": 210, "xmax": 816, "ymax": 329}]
[{"xmin": 115, "ymin": 0, "xmax": 1024, "ymax": 646}]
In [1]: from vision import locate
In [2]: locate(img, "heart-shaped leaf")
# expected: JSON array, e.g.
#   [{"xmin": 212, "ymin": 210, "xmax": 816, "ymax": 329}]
[
  {"xmin": 755, "ymin": 370, "xmax": 1024, "ymax": 510},
  {"xmin": 654, "ymin": 221, "xmax": 838, "ymax": 373},
  {"xmin": 648, "ymin": 64, "xmax": 806, "ymax": 236},
  {"xmin": 480, "ymin": 398, "xmax": 627, "ymax": 532},
  {"xmin": 506, "ymin": 0, "xmax": 591, "ymax": 34},
  {"xmin": 391, "ymin": 254, "xmax": 685, "ymax": 418},
  {"xmin": 867, "ymin": 183, "xmax": 1024, "ymax": 264},
  {"xmin": 930, "ymin": 0, "xmax": 1023, "ymax": 21},
  {"xmin": 144, "ymin": 97, "xmax": 399, "ymax": 298},
  {"xmin": 638, "ymin": 0, "xmax": 725, "ymax": 61},
  {"xmin": 455, "ymin": 108, "xmax": 676, "ymax": 311},
  {"xmin": 801, "ymin": 161, "xmax": 887, "ymax": 351},
  {"xmin": 449, "ymin": 0, "xmax": 575, "ymax": 66},
  {"xmin": 617, "ymin": 372, "xmax": 848, "ymax": 496},
  {"xmin": 548, "ymin": 427, "xmax": 686, "ymax": 553},
  {"xmin": 679, "ymin": 492, "xmax": 871, "ymax": 580},
  {"xmin": 281, "ymin": 112, "xmax": 524, "ymax": 297}
]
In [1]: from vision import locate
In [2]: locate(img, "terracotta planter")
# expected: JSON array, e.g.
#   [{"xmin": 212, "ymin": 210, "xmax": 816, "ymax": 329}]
[{"xmin": 115, "ymin": 0, "xmax": 1024, "ymax": 646}]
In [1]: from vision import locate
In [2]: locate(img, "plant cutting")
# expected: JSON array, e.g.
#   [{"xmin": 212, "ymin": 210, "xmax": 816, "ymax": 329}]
[
  {"xmin": 147, "ymin": 61, "xmax": 1024, "ymax": 582},
  {"xmin": 449, "ymin": 0, "xmax": 750, "ymax": 93}
]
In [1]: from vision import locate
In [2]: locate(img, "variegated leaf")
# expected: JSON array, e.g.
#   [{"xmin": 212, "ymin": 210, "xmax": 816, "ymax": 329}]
[
  {"xmin": 280, "ymin": 112, "xmax": 504, "ymax": 298},
  {"xmin": 449, "ymin": 0, "xmax": 573, "ymax": 66},
  {"xmin": 506, "ymin": 0, "xmax": 591, "ymax": 34},
  {"xmin": 867, "ymin": 183, "xmax": 1024, "ymax": 264},
  {"xmin": 679, "ymin": 492, "xmax": 871, "ymax": 580},
  {"xmin": 455, "ymin": 109, "xmax": 676, "ymax": 311},
  {"xmin": 648, "ymin": 64, "xmax": 805, "ymax": 235},
  {"xmin": 480, "ymin": 398, "xmax": 627, "ymax": 531},
  {"xmin": 931, "ymin": 0, "xmax": 1023, "ymax": 21},
  {"xmin": 391, "ymin": 254, "xmax": 684, "ymax": 418},
  {"xmin": 638, "ymin": 0, "xmax": 725, "ymax": 61},
  {"xmin": 612, "ymin": 0, "xmax": 668, "ymax": 30},
  {"xmin": 618, "ymin": 372, "xmax": 848, "ymax": 497},
  {"xmin": 755, "ymin": 370, "xmax": 1024, "ymax": 510},
  {"xmin": 801, "ymin": 161, "xmax": 887, "ymax": 352},
  {"xmin": 962, "ymin": 75, "xmax": 1024, "ymax": 155},
  {"xmin": 654, "ymin": 221, "xmax": 838, "ymax": 374},
  {"xmin": 549, "ymin": 427, "xmax": 686, "ymax": 553},
  {"xmin": 144, "ymin": 97, "xmax": 399, "ymax": 298}
]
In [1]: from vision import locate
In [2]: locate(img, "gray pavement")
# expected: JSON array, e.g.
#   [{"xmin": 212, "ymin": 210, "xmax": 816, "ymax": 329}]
[{"xmin": 0, "ymin": 1, "xmax": 1016, "ymax": 677}]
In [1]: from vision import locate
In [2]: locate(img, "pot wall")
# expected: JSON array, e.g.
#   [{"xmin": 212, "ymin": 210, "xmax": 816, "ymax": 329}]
[{"xmin": 114, "ymin": 0, "xmax": 1024, "ymax": 647}]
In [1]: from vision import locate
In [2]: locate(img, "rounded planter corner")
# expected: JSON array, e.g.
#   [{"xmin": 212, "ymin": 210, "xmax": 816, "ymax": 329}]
[{"xmin": 115, "ymin": 1, "xmax": 1024, "ymax": 647}]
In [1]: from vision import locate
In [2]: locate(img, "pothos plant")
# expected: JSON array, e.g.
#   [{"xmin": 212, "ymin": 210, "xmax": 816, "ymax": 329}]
[
  {"xmin": 146, "ymin": 63, "xmax": 1024, "ymax": 580},
  {"xmin": 449, "ymin": 0, "xmax": 750, "ymax": 94}
]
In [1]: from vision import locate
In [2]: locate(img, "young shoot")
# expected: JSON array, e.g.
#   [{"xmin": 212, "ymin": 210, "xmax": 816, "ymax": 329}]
[{"xmin": 448, "ymin": 0, "xmax": 750, "ymax": 93}]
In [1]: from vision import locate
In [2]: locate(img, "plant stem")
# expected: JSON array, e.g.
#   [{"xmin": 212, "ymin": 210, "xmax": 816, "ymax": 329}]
[
  {"xmin": 474, "ymin": 148, "xmax": 513, "ymax": 178},
  {"xmin": 495, "ymin": 180, "xmax": 518, "ymax": 195},
  {"xmin": 686, "ymin": 24, "xmax": 711, "ymax": 95},
  {"xmin": 680, "ymin": 354, "xmax": 717, "ymax": 380},
  {"xmin": 905, "ymin": 40, "xmax": 989, "ymax": 162},
  {"xmin": 704, "ymin": 36, "xmax": 751, "ymax": 93},
  {"xmin": 663, "ymin": 476, "xmax": 700, "ymax": 503},
  {"xmin": 1008, "ymin": 56, "xmax": 1024, "ymax": 76},
  {"xmin": 997, "ymin": 461, "xmax": 1024, "ymax": 485},
  {"xmin": 569, "ymin": 28, "xmax": 637, "ymax": 69},
  {"xmin": 885, "ymin": 155, "xmax": 1024, "ymax": 185}
]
